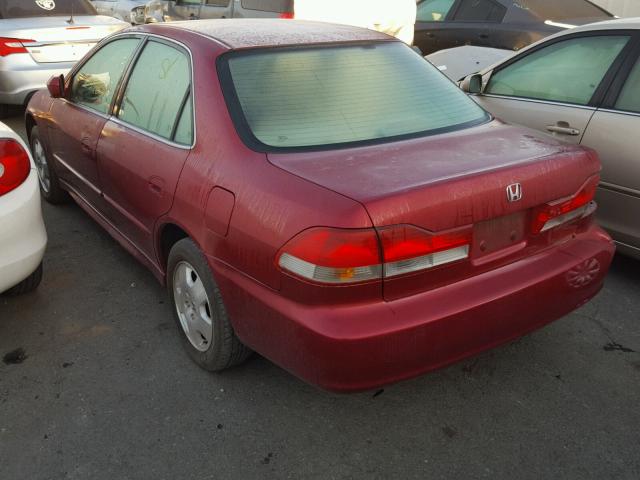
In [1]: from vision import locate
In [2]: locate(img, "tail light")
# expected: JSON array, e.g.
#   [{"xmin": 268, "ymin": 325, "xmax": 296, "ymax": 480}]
[
  {"xmin": 379, "ymin": 225, "xmax": 471, "ymax": 278},
  {"xmin": 0, "ymin": 139, "xmax": 31, "ymax": 197},
  {"xmin": 531, "ymin": 175, "xmax": 599, "ymax": 234},
  {"xmin": 279, "ymin": 11, "xmax": 294, "ymax": 19},
  {"xmin": 277, "ymin": 228, "xmax": 381, "ymax": 284},
  {"xmin": 277, "ymin": 225, "xmax": 471, "ymax": 285},
  {"xmin": 0, "ymin": 37, "xmax": 35, "ymax": 57}
]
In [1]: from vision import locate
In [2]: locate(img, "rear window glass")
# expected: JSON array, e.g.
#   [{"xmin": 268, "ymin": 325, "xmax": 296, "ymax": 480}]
[
  {"xmin": 0, "ymin": 0, "xmax": 97, "ymax": 18},
  {"xmin": 221, "ymin": 42, "xmax": 489, "ymax": 151},
  {"xmin": 512, "ymin": 0, "xmax": 612, "ymax": 22}
]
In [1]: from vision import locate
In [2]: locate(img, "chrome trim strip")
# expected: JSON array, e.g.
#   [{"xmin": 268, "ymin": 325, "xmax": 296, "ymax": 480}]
[
  {"xmin": 53, "ymin": 153, "xmax": 100, "ymax": 195},
  {"xmin": 597, "ymin": 108, "xmax": 640, "ymax": 119},
  {"xmin": 480, "ymin": 93, "xmax": 597, "ymax": 111},
  {"xmin": 109, "ymin": 116, "xmax": 193, "ymax": 150},
  {"xmin": 599, "ymin": 181, "xmax": 640, "ymax": 198}
]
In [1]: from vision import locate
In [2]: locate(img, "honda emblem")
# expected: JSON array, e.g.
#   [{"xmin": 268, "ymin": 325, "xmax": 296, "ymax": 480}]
[{"xmin": 506, "ymin": 183, "xmax": 523, "ymax": 202}]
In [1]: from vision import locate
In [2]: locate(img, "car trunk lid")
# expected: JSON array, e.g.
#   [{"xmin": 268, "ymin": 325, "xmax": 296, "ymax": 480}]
[
  {"xmin": 268, "ymin": 121, "xmax": 601, "ymax": 299},
  {"xmin": 1, "ymin": 16, "xmax": 127, "ymax": 63}
]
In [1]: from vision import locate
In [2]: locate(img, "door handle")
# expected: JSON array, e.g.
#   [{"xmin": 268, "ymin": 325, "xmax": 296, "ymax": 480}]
[
  {"xmin": 426, "ymin": 32, "xmax": 435, "ymax": 38},
  {"xmin": 148, "ymin": 177, "xmax": 164, "ymax": 196},
  {"xmin": 546, "ymin": 122, "xmax": 580, "ymax": 136},
  {"xmin": 479, "ymin": 33, "xmax": 489, "ymax": 39}
]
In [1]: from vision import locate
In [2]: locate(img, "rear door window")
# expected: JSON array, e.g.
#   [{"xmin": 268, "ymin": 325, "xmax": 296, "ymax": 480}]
[
  {"xmin": 70, "ymin": 38, "xmax": 141, "ymax": 115},
  {"xmin": 416, "ymin": 0, "xmax": 456, "ymax": 22},
  {"xmin": 0, "ymin": 0, "xmax": 97, "ymax": 18},
  {"xmin": 486, "ymin": 35, "xmax": 629, "ymax": 105},
  {"xmin": 452, "ymin": 0, "xmax": 506, "ymax": 22},
  {"xmin": 615, "ymin": 58, "xmax": 640, "ymax": 114},
  {"xmin": 118, "ymin": 40, "xmax": 192, "ymax": 143}
]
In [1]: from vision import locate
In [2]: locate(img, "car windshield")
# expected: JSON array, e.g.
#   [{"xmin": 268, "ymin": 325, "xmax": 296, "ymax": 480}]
[
  {"xmin": 221, "ymin": 42, "xmax": 489, "ymax": 151},
  {"xmin": 513, "ymin": 0, "xmax": 612, "ymax": 22},
  {"xmin": 0, "ymin": 0, "xmax": 97, "ymax": 19}
]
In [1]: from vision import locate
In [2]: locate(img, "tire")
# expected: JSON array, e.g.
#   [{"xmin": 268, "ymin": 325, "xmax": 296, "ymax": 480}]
[
  {"xmin": 30, "ymin": 126, "xmax": 68, "ymax": 204},
  {"xmin": 167, "ymin": 238, "xmax": 252, "ymax": 371},
  {"xmin": 5, "ymin": 263, "xmax": 43, "ymax": 296}
]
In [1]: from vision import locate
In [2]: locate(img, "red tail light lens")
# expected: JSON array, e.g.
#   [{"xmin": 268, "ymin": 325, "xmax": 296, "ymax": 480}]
[
  {"xmin": 279, "ymin": 11, "xmax": 294, "ymax": 19},
  {"xmin": 0, "ymin": 37, "xmax": 35, "ymax": 57},
  {"xmin": 277, "ymin": 225, "xmax": 472, "ymax": 284},
  {"xmin": 0, "ymin": 139, "xmax": 31, "ymax": 196},
  {"xmin": 531, "ymin": 175, "xmax": 599, "ymax": 234},
  {"xmin": 277, "ymin": 228, "xmax": 381, "ymax": 284},
  {"xmin": 379, "ymin": 225, "xmax": 471, "ymax": 277}
]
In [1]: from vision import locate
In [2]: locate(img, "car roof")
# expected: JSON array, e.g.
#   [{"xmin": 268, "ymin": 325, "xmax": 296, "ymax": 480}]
[
  {"xmin": 568, "ymin": 17, "xmax": 640, "ymax": 32},
  {"xmin": 144, "ymin": 19, "xmax": 394, "ymax": 50}
]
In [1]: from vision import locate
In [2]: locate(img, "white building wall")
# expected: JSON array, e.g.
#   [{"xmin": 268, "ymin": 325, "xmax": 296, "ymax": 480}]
[{"xmin": 592, "ymin": 0, "xmax": 640, "ymax": 17}]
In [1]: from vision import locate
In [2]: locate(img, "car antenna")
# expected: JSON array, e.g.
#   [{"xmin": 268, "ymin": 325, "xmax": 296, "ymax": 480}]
[{"xmin": 67, "ymin": 0, "xmax": 75, "ymax": 25}]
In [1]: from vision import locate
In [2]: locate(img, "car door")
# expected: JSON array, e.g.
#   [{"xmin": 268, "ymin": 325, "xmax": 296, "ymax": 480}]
[
  {"xmin": 97, "ymin": 38, "xmax": 193, "ymax": 259},
  {"xmin": 198, "ymin": 0, "xmax": 233, "ymax": 18},
  {"xmin": 92, "ymin": 0, "xmax": 117, "ymax": 16},
  {"xmin": 474, "ymin": 32, "xmax": 635, "ymax": 145},
  {"xmin": 48, "ymin": 36, "xmax": 142, "ymax": 207},
  {"xmin": 581, "ymin": 44, "xmax": 640, "ymax": 255},
  {"xmin": 414, "ymin": 0, "xmax": 457, "ymax": 54},
  {"xmin": 171, "ymin": 0, "xmax": 203, "ymax": 19},
  {"xmin": 436, "ymin": 0, "xmax": 507, "ymax": 51}
]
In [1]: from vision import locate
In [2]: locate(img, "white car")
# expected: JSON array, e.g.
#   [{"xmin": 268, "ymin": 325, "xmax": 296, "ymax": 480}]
[
  {"xmin": 0, "ymin": 0, "xmax": 128, "ymax": 117},
  {"xmin": 0, "ymin": 122, "xmax": 47, "ymax": 296}
]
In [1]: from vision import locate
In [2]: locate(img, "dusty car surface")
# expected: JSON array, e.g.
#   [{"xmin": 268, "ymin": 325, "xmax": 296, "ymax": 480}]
[
  {"xmin": 145, "ymin": 0, "xmax": 417, "ymax": 43},
  {"xmin": 26, "ymin": 19, "xmax": 614, "ymax": 391},
  {"xmin": 415, "ymin": 0, "xmax": 613, "ymax": 55},
  {"xmin": 91, "ymin": 0, "xmax": 148, "ymax": 24},
  {"xmin": 461, "ymin": 18, "xmax": 640, "ymax": 260},
  {"xmin": 0, "ymin": 122, "xmax": 47, "ymax": 296},
  {"xmin": 0, "ymin": 0, "xmax": 128, "ymax": 117}
]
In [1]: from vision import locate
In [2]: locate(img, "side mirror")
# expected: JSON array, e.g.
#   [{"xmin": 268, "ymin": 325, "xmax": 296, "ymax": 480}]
[
  {"xmin": 46, "ymin": 74, "xmax": 65, "ymax": 98},
  {"xmin": 460, "ymin": 73, "xmax": 483, "ymax": 94}
]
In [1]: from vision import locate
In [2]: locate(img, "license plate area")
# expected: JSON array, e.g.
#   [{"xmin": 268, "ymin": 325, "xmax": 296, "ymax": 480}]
[{"xmin": 472, "ymin": 212, "xmax": 527, "ymax": 259}]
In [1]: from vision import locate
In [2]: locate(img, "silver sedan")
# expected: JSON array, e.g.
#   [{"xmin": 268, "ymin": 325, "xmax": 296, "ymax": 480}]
[
  {"xmin": 0, "ymin": 0, "xmax": 127, "ymax": 117},
  {"xmin": 460, "ymin": 18, "xmax": 640, "ymax": 260}
]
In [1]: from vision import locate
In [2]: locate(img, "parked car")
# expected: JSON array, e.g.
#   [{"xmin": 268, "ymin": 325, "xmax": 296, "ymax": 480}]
[
  {"xmin": 27, "ymin": 19, "xmax": 614, "ymax": 391},
  {"xmin": 145, "ymin": 0, "xmax": 417, "ymax": 43},
  {"xmin": 144, "ymin": 0, "xmax": 294, "ymax": 22},
  {"xmin": 0, "ymin": 0, "xmax": 128, "ymax": 118},
  {"xmin": 0, "ymin": 123, "xmax": 47, "ymax": 296},
  {"xmin": 427, "ymin": 44, "xmax": 514, "ymax": 81},
  {"xmin": 91, "ymin": 0, "xmax": 148, "ymax": 24},
  {"xmin": 414, "ymin": 0, "xmax": 614, "ymax": 55},
  {"xmin": 460, "ymin": 18, "xmax": 640, "ymax": 260}
]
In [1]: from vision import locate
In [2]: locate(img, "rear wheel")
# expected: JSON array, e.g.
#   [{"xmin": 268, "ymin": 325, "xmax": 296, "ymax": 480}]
[
  {"xmin": 30, "ymin": 126, "xmax": 68, "ymax": 204},
  {"xmin": 167, "ymin": 238, "xmax": 252, "ymax": 371},
  {"xmin": 4, "ymin": 263, "xmax": 43, "ymax": 296}
]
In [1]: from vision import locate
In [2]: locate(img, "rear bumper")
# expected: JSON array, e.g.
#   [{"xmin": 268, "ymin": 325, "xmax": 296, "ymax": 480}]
[
  {"xmin": 0, "ymin": 55, "xmax": 73, "ymax": 105},
  {"xmin": 213, "ymin": 225, "xmax": 614, "ymax": 392},
  {"xmin": 0, "ymin": 171, "xmax": 47, "ymax": 293}
]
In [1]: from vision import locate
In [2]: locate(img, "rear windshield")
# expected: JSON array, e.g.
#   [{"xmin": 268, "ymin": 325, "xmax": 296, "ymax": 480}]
[
  {"xmin": 0, "ymin": 0, "xmax": 97, "ymax": 19},
  {"xmin": 513, "ymin": 0, "xmax": 612, "ymax": 22},
  {"xmin": 220, "ymin": 42, "xmax": 489, "ymax": 151}
]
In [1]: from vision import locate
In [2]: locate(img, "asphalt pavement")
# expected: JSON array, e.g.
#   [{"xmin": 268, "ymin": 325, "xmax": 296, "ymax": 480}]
[{"xmin": 1, "ymin": 111, "xmax": 639, "ymax": 479}]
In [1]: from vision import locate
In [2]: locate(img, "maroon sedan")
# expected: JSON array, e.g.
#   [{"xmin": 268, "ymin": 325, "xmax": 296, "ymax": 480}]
[{"xmin": 27, "ymin": 20, "xmax": 614, "ymax": 392}]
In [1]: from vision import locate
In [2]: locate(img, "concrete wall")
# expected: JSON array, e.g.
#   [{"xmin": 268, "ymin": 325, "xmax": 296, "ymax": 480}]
[{"xmin": 592, "ymin": 0, "xmax": 640, "ymax": 17}]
